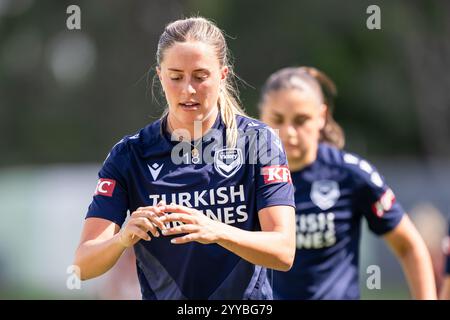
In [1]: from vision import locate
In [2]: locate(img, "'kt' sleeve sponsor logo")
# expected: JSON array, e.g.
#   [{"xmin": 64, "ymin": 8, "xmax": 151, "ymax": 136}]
[
  {"xmin": 371, "ymin": 188, "xmax": 395, "ymax": 217},
  {"xmin": 261, "ymin": 165, "xmax": 292, "ymax": 184}
]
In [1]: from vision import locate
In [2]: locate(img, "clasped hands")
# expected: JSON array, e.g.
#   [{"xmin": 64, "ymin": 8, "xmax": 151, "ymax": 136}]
[{"xmin": 118, "ymin": 202, "xmax": 222, "ymax": 247}]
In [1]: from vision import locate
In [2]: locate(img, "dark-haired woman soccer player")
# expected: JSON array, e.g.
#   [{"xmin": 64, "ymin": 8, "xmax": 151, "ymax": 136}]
[
  {"xmin": 259, "ymin": 66, "xmax": 436, "ymax": 299},
  {"xmin": 73, "ymin": 17, "xmax": 296, "ymax": 300}
]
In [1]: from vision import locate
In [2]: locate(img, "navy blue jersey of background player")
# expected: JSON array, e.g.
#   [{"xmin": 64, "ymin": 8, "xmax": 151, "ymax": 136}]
[
  {"xmin": 86, "ymin": 113, "xmax": 295, "ymax": 300},
  {"xmin": 273, "ymin": 143, "xmax": 404, "ymax": 300}
]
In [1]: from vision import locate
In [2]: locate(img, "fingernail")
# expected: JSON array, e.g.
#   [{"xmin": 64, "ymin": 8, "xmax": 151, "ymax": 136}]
[
  {"xmin": 155, "ymin": 232, "xmax": 159, "ymax": 237},
  {"xmin": 161, "ymin": 230, "xmax": 167, "ymax": 235},
  {"xmin": 170, "ymin": 238, "xmax": 177, "ymax": 243},
  {"xmin": 147, "ymin": 237, "xmax": 151, "ymax": 241}
]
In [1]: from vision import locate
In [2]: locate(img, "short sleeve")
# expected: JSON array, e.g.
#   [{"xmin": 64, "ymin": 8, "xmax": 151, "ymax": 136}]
[
  {"xmin": 253, "ymin": 127, "xmax": 295, "ymax": 212},
  {"xmin": 351, "ymin": 157, "xmax": 404, "ymax": 236},
  {"xmin": 85, "ymin": 140, "xmax": 130, "ymax": 227}
]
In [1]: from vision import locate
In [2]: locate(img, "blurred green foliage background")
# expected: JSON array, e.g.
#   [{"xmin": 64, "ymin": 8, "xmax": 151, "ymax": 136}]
[{"xmin": 1, "ymin": 0, "xmax": 449, "ymax": 167}]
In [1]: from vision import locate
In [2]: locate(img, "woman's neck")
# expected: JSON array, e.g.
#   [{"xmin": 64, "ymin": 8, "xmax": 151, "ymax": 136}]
[
  {"xmin": 167, "ymin": 108, "xmax": 219, "ymax": 141},
  {"xmin": 288, "ymin": 146, "xmax": 318, "ymax": 172}
]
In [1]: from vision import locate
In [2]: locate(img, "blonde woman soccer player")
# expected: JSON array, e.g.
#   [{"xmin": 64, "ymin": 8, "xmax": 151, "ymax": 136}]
[{"xmin": 74, "ymin": 17, "xmax": 296, "ymax": 300}]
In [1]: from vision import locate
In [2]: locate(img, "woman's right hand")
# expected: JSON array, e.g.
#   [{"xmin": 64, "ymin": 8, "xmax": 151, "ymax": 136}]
[{"xmin": 118, "ymin": 205, "xmax": 167, "ymax": 248}]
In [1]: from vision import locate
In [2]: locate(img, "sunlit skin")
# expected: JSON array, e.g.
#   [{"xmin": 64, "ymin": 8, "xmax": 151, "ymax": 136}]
[
  {"xmin": 260, "ymin": 89, "xmax": 326, "ymax": 172},
  {"xmin": 157, "ymin": 41, "xmax": 228, "ymax": 140},
  {"xmin": 440, "ymin": 277, "xmax": 450, "ymax": 299}
]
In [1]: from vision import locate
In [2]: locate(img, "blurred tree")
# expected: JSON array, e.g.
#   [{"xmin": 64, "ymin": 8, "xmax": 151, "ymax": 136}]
[
  {"xmin": 401, "ymin": 2, "xmax": 450, "ymax": 158},
  {"xmin": 0, "ymin": 0, "xmax": 448, "ymax": 166}
]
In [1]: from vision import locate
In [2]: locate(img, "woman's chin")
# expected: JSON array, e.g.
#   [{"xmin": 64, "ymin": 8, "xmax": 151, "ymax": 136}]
[
  {"xmin": 287, "ymin": 153, "xmax": 303, "ymax": 163},
  {"xmin": 189, "ymin": 112, "xmax": 216, "ymax": 123}
]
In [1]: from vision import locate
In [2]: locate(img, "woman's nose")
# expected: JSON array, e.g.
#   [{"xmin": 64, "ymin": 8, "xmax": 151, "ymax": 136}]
[
  {"xmin": 286, "ymin": 125, "xmax": 297, "ymax": 137},
  {"xmin": 182, "ymin": 81, "xmax": 196, "ymax": 95}
]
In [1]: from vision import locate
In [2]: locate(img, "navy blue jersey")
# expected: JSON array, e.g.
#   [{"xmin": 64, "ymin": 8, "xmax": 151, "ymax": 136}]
[
  {"xmin": 86, "ymin": 113, "xmax": 295, "ymax": 300},
  {"xmin": 273, "ymin": 143, "xmax": 404, "ymax": 300}
]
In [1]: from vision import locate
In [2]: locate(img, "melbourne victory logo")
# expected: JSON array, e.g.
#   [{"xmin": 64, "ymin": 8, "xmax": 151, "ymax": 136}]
[
  {"xmin": 214, "ymin": 148, "xmax": 243, "ymax": 178},
  {"xmin": 310, "ymin": 180, "xmax": 340, "ymax": 210}
]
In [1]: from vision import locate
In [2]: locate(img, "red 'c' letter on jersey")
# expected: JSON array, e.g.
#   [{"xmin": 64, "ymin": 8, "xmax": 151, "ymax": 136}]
[{"xmin": 94, "ymin": 178, "xmax": 116, "ymax": 197}]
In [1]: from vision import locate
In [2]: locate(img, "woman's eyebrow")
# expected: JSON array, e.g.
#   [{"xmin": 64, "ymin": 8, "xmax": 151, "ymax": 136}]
[
  {"xmin": 193, "ymin": 68, "xmax": 210, "ymax": 73},
  {"xmin": 271, "ymin": 111, "xmax": 283, "ymax": 117},
  {"xmin": 167, "ymin": 68, "xmax": 210, "ymax": 73},
  {"xmin": 294, "ymin": 113, "xmax": 309, "ymax": 117}
]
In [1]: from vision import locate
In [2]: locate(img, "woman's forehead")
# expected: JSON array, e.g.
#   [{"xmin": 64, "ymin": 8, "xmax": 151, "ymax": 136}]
[
  {"xmin": 160, "ymin": 41, "xmax": 220, "ymax": 71},
  {"xmin": 266, "ymin": 89, "xmax": 321, "ymax": 109}
]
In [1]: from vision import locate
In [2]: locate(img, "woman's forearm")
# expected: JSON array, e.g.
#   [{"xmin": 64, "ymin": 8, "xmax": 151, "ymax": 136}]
[
  {"xmin": 216, "ymin": 223, "xmax": 295, "ymax": 271},
  {"xmin": 74, "ymin": 233, "xmax": 127, "ymax": 280},
  {"xmin": 439, "ymin": 277, "xmax": 450, "ymax": 300},
  {"xmin": 397, "ymin": 241, "xmax": 437, "ymax": 299}
]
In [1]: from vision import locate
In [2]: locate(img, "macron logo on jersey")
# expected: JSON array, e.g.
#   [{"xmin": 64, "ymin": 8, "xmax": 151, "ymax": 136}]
[
  {"xmin": 94, "ymin": 178, "xmax": 116, "ymax": 197},
  {"xmin": 261, "ymin": 165, "xmax": 292, "ymax": 184},
  {"xmin": 148, "ymin": 163, "xmax": 164, "ymax": 181},
  {"xmin": 247, "ymin": 122, "xmax": 260, "ymax": 127}
]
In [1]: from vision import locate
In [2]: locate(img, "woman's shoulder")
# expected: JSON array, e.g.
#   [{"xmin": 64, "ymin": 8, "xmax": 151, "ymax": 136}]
[
  {"xmin": 235, "ymin": 114, "xmax": 273, "ymax": 132},
  {"xmin": 106, "ymin": 119, "xmax": 164, "ymax": 158},
  {"xmin": 235, "ymin": 115, "xmax": 281, "ymax": 147},
  {"xmin": 318, "ymin": 143, "xmax": 384, "ymax": 186}
]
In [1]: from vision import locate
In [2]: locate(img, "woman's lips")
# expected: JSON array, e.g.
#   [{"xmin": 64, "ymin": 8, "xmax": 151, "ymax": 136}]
[
  {"xmin": 284, "ymin": 142, "xmax": 298, "ymax": 149},
  {"xmin": 179, "ymin": 102, "xmax": 200, "ymax": 111}
]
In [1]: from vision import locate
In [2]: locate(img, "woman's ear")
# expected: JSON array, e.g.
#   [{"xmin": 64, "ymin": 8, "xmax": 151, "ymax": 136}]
[
  {"xmin": 318, "ymin": 104, "xmax": 327, "ymax": 130},
  {"xmin": 156, "ymin": 66, "xmax": 162, "ymax": 81},
  {"xmin": 221, "ymin": 66, "xmax": 229, "ymax": 81}
]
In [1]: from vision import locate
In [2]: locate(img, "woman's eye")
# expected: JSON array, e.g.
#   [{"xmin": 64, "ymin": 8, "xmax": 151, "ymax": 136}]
[
  {"xmin": 195, "ymin": 75, "xmax": 208, "ymax": 81},
  {"xmin": 294, "ymin": 117, "xmax": 308, "ymax": 126},
  {"xmin": 170, "ymin": 76, "xmax": 182, "ymax": 81},
  {"xmin": 272, "ymin": 118, "xmax": 283, "ymax": 125}
]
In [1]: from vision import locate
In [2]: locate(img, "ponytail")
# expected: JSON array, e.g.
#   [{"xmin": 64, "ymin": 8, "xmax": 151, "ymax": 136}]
[
  {"xmin": 218, "ymin": 81, "xmax": 246, "ymax": 148},
  {"xmin": 299, "ymin": 67, "xmax": 345, "ymax": 149}
]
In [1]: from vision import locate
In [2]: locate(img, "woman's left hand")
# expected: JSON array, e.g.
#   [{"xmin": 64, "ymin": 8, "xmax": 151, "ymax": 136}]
[{"xmin": 159, "ymin": 204, "xmax": 222, "ymax": 244}]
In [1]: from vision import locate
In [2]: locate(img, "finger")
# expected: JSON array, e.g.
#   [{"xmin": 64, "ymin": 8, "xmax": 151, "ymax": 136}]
[
  {"xmin": 159, "ymin": 213, "xmax": 197, "ymax": 225},
  {"xmin": 132, "ymin": 217, "xmax": 161, "ymax": 237},
  {"xmin": 161, "ymin": 224, "xmax": 199, "ymax": 236},
  {"xmin": 132, "ymin": 207, "xmax": 153, "ymax": 216},
  {"xmin": 170, "ymin": 234, "xmax": 196, "ymax": 244},
  {"xmin": 159, "ymin": 204, "xmax": 196, "ymax": 215},
  {"xmin": 133, "ymin": 206, "xmax": 164, "ymax": 217},
  {"xmin": 156, "ymin": 200, "xmax": 166, "ymax": 208},
  {"xmin": 129, "ymin": 225, "xmax": 151, "ymax": 241},
  {"xmin": 132, "ymin": 210, "xmax": 167, "ymax": 230},
  {"xmin": 143, "ymin": 211, "xmax": 167, "ymax": 230},
  {"xmin": 147, "ymin": 205, "xmax": 166, "ymax": 217}
]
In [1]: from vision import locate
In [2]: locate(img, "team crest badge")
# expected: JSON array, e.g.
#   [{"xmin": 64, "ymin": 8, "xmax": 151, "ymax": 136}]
[
  {"xmin": 214, "ymin": 148, "xmax": 243, "ymax": 178},
  {"xmin": 310, "ymin": 180, "xmax": 340, "ymax": 210}
]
